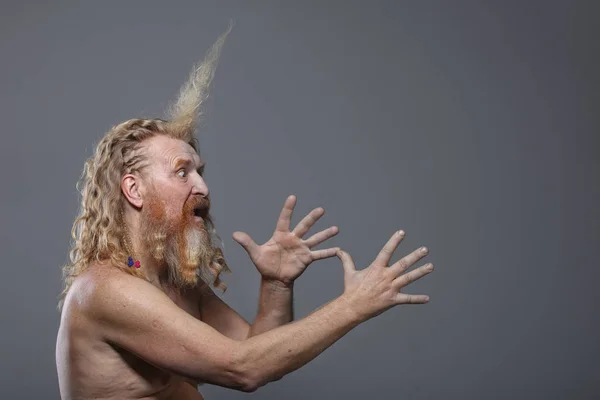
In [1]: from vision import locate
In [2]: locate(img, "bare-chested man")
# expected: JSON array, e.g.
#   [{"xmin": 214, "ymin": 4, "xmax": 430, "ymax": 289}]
[{"xmin": 56, "ymin": 26, "xmax": 434, "ymax": 399}]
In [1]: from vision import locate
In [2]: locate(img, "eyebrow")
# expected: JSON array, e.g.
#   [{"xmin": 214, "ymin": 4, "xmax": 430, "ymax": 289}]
[{"xmin": 173, "ymin": 158, "xmax": 206, "ymax": 170}]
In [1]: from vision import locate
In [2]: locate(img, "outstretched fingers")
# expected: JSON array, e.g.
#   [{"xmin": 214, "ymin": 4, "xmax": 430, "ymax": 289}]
[
  {"xmin": 293, "ymin": 207, "xmax": 325, "ymax": 237},
  {"xmin": 275, "ymin": 195, "xmax": 297, "ymax": 232},
  {"xmin": 311, "ymin": 247, "xmax": 340, "ymax": 261},
  {"xmin": 336, "ymin": 249, "xmax": 356, "ymax": 274},
  {"xmin": 393, "ymin": 263, "xmax": 434, "ymax": 290},
  {"xmin": 374, "ymin": 230, "xmax": 405, "ymax": 267},
  {"xmin": 388, "ymin": 246, "xmax": 429, "ymax": 276},
  {"xmin": 304, "ymin": 226, "xmax": 339, "ymax": 248},
  {"xmin": 232, "ymin": 231, "xmax": 260, "ymax": 260},
  {"xmin": 396, "ymin": 293, "xmax": 430, "ymax": 305}
]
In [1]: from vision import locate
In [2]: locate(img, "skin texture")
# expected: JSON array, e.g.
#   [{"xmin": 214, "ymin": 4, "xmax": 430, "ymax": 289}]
[{"xmin": 56, "ymin": 136, "xmax": 434, "ymax": 399}]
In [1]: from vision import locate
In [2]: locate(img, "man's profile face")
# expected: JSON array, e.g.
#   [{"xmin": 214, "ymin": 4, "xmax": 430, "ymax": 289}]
[
  {"xmin": 142, "ymin": 135, "xmax": 209, "ymax": 219},
  {"xmin": 137, "ymin": 135, "xmax": 216, "ymax": 287}
]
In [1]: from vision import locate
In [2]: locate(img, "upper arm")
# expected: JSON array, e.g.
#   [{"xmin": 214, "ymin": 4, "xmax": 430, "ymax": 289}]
[
  {"xmin": 198, "ymin": 284, "xmax": 250, "ymax": 341},
  {"xmin": 85, "ymin": 272, "xmax": 251, "ymax": 391}
]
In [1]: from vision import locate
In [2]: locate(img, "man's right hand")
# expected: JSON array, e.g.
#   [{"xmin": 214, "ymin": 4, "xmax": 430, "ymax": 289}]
[{"xmin": 337, "ymin": 230, "xmax": 433, "ymax": 321}]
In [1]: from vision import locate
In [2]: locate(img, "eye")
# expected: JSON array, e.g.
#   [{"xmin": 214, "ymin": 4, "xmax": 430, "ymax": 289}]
[{"xmin": 177, "ymin": 169, "xmax": 187, "ymax": 178}]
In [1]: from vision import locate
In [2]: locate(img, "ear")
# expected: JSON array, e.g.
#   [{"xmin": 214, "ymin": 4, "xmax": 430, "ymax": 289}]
[{"xmin": 121, "ymin": 173, "xmax": 144, "ymax": 209}]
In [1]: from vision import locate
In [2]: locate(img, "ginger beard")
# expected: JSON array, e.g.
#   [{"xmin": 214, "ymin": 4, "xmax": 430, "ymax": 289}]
[{"xmin": 139, "ymin": 189, "xmax": 218, "ymax": 289}]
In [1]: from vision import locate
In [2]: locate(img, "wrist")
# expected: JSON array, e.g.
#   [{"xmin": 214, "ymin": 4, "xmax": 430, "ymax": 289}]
[
  {"xmin": 338, "ymin": 293, "xmax": 366, "ymax": 325},
  {"xmin": 261, "ymin": 277, "xmax": 294, "ymax": 292}
]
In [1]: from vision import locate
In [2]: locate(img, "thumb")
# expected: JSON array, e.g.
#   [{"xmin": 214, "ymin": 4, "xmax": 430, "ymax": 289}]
[
  {"xmin": 232, "ymin": 231, "xmax": 260, "ymax": 260},
  {"xmin": 336, "ymin": 249, "xmax": 356, "ymax": 274}
]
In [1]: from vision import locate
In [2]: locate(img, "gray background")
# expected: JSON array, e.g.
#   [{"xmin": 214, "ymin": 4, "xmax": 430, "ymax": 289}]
[{"xmin": 0, "ymin": 1, "xmax": 598, "ymax": 399}]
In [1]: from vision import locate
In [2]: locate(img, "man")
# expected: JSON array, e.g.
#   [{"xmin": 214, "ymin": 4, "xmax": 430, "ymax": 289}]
[{"xmin": 56, "ymin": 26, "xmax": 434, "ymax": 399}]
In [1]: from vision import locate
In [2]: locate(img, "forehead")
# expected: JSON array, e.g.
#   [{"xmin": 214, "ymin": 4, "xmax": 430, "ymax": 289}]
[{"xmin": 144, "ymin": 135, "xmax": 201, "ymax": 167}]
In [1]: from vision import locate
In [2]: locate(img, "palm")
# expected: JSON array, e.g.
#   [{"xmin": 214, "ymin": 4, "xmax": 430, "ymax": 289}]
[
  {"xmin": 254, "ymin": 233, "xmax": 313, "ymax": 282},
  {"xmin": 233, "ymin": 195, "xmax": 340, "ymax": 285}
]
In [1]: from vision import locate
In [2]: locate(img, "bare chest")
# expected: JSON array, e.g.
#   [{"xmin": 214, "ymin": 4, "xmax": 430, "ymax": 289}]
[{"xmin": 57, "ymin": 289, "xmax": 204, "ymax": 399}]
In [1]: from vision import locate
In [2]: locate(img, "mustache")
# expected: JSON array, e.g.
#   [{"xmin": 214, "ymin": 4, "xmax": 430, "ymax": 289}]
[{"xmin": 184, "ymin": 195, "xmax": 211, "ymax": 218}]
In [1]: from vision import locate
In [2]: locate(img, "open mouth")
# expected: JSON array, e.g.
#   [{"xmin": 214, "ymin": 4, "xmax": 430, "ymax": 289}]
[{"xmin": 193, "ymin": 206, "xmax": 206, "ymax": 219}]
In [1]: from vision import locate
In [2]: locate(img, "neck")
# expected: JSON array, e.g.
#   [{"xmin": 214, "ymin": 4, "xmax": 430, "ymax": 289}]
[{"xmin": 124, "ymin": 211, "xmax": 171, "ymax": 292}]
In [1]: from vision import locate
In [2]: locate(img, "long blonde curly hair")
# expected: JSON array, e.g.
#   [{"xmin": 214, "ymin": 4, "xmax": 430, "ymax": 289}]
[{"xmin": 59, "ymin": 24, "xmax": 233, "ymax": 310}]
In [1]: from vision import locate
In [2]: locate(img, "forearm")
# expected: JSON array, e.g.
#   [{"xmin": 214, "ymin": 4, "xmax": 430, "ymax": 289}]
[
  {"xmin": 237, "ymin": 295, "xmax": 362, "ymax": 391},
  {"xmin": 247, "ymin": 278, "xmax": 294, "ymax": 338}
]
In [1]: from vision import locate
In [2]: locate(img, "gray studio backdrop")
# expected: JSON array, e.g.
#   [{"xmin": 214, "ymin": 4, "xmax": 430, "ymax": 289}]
[{"xmin": 0, "ymin": 1, "xmax": 598, "ymax": 399}]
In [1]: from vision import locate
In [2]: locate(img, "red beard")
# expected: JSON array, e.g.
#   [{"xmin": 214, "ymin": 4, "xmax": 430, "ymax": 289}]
[{"xmin": 139, "ymin": 192, "xmax": 219, "ymax": 289}]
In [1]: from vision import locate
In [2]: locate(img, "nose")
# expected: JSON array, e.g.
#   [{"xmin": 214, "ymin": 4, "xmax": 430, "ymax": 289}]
[{"xmin": 191, "ymin": 174, "xmax": 209, "ymax": 197}]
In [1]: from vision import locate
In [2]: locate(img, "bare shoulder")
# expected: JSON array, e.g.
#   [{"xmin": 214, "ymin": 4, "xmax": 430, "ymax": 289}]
[
  {"xmin": 66, "ymin": 263, "xmax": 166, "ymax": 326},
  {"xmin": 61, "ymin": 262, "xmax": 246, "ymax": 390}
]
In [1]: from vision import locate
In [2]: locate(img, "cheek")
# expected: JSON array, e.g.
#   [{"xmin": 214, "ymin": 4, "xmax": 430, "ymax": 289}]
[
  {"xmin": 154, "ymin": 182, "xmax": 186, "ymax": 205},
  {"xmin": 163, "ymin": 198, "xmax": 185, "ymax": 217},
  {"xmin": 149, "ymin": 195, "xmax": 183, "ymax": 220},
  {"xmin": 171, "ymin": 197, "xmax": 191, "ymax": 218}
]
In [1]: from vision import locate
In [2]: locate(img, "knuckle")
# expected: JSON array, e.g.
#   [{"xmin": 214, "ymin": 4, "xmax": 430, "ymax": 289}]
[{"xmin": 397, "ymin": 259, "xmax": 407, "ymax": 271}]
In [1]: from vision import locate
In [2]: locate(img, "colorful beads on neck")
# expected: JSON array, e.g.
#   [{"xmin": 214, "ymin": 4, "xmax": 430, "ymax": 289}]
[{"xmin": 127, "ymin": 256, "xmax": 141, "ymax": 268}]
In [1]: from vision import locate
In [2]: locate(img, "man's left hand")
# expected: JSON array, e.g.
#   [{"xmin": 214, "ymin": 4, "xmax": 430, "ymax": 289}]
[{"xmin": 232, "ymin": 195, "xmax": 340, "ymax": 286}]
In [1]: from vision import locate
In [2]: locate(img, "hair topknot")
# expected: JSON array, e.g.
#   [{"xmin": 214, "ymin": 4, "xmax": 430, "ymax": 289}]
[{"xmin": 59, "ymin": 23, "xmax": 233, "ymax": 310}]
